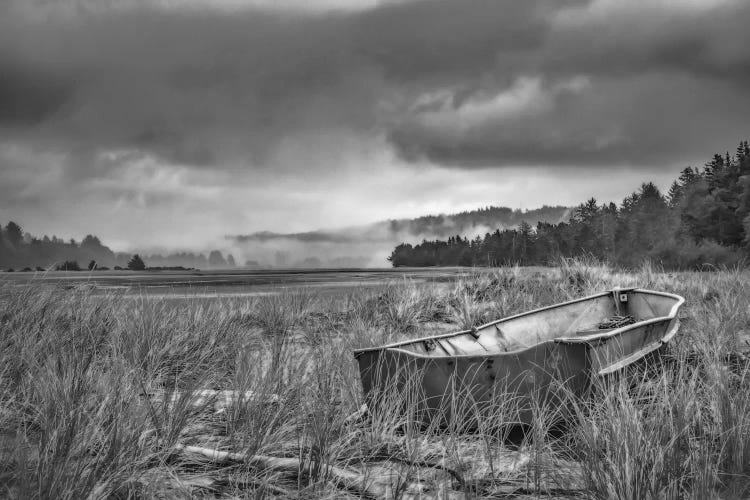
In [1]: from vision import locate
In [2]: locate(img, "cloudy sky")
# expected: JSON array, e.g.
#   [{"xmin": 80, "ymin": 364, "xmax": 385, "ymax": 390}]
[{"xmin": 1, "ymin": 0, "xmax": 749, "ymax": 253}]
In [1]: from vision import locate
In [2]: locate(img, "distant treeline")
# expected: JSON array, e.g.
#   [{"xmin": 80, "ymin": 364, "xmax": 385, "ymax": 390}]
[
  {"xmin": 0, "ymin": 226, "xmax": 237, "ymax": 271},
  {"xmin": 389, "ymin": 141, "xmax": 750, "ymax": 270},
  {"xmin": 386, "ymin": 205, "xmax": 571, "ymax": 238}
]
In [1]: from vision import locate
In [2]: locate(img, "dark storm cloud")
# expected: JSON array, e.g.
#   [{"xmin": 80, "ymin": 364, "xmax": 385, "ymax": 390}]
[
  {"xmin": 0, "ymin": 2, "xmax": 381, "ymax": 170},
  {"xmin": 351, "ymin": 0, "xmax": 563, "ymax": 82},
  {"xmin": 0, "ymin": 59, "xmax": 71, "ymax": 126},
  {"xmin": 390, "ymin": 73, "xmax": 750, "ymax": 167},
  {"xmin": 388, "ymin": 0, "xmax": 750, "ymax": 168},
  {"xmin": 1, "ymin": 0, "xmax": 749, "ymax": 174},
  {"xmin": 546, "ymin": 2, "xmax": 750, "ymax": 82}
]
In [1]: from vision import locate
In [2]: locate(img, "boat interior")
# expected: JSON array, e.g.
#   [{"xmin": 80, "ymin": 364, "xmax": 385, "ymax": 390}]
[{"xmin": 390, "ymin": 289, "xmax": 681, "ymax": 357}]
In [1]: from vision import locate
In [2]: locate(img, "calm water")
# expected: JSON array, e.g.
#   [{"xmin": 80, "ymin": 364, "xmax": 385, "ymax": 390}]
[{"xmin": 1, "ymin": 267, "xmax": 497, "ymax": 299}]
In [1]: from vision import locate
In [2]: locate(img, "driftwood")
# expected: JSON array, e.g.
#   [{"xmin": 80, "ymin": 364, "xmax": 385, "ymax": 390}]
[
  {"xmin": 370, "ymin": 453, "xmax": 466, "ymax": 487},
  {"xmin": 174, "ymin": 444, "xmax": 389, "ymax": 498},
  {"xmin": 174, "ymin": 443, "xmax": 572, "ymax": 498}
]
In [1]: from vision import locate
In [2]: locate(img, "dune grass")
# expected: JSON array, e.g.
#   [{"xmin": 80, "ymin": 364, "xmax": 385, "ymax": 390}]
[{"xmin": 1, "ymin": 261, "xmax": 750, "ymax": 498}]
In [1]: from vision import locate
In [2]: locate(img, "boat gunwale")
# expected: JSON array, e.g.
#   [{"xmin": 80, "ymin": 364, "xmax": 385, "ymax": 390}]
[
  {"xmin": 555, "ymin": 289, "xmax": 684, "ymax": 344},
  {"xmin": 353, "ymin": 288, "xmax": 685, "ymax": 360}
]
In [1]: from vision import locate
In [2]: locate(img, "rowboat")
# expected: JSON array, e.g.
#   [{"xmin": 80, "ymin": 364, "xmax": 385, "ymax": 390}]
[{"xmin": 353, "ymin": 288, "xmax": 684, "ymax": 426}]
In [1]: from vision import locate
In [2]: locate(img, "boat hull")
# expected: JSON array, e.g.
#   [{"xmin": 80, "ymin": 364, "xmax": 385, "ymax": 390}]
[
  {"xmin": 356, "ymin": 341, "xmax": 590, "ymax": 427},
  {"xmin": 354, "ymin": 288, "xmax": 684, "ymax": 427}
]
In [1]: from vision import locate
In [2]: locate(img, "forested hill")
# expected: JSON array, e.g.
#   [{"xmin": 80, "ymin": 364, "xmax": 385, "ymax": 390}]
[
  {"xmin": 227, "ymin": 205, "xmax": 571, "ymax": 267},
  {"xmin": 382, "ymin": 205, "xmax": 571, "ymax": 239},
  {"xmin": 389, "ymin": 141, "xmax": 750, "ymax": 270}
]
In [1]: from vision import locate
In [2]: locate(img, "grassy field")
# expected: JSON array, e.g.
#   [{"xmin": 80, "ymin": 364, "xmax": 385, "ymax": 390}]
[{"xmin": 1, "ymin": 260, "xmax": 749, "ymax": 499}]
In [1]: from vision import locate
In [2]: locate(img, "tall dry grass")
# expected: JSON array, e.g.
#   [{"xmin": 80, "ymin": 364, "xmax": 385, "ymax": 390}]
[{"xmin": 1, "ymin": 263, "xmax": 750, "ymax": 498}]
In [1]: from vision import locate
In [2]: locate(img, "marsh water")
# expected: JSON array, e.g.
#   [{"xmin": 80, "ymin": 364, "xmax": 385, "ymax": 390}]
[{"xmin": 0, "ymin": 267, "xmax": 518, "ymax": 300}]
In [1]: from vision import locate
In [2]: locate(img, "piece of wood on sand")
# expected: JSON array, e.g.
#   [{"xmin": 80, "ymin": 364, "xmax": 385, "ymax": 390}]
[{"xmin": 174, "ymin": 444, "xmax": 390, "ymax": 498}]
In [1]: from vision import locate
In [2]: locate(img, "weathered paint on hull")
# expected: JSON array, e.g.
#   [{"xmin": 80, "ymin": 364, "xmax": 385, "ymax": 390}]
[{"xmin": 357, "ymin": 341, "xmax": 590, "ymax": 427}]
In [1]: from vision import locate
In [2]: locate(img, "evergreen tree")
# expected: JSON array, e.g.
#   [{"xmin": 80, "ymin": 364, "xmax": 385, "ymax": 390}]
[
  {"xmin": 518, "ymin": 221, "xmax": 535, "ymax": 264},
  {"xmin": 573, "ymin": 198, "xmax": 599, "ymax": 224},
  {"xmin": 667, "ymin": 181, "xmax": 682, "ymax": 209},
  {"xmin": 57, "ymin": 260, "xmax": 81, "ymax": 271},
  {"xmin": 81, "ymin": 235, "xmax": 102, "ymax": 248},
  {"xmin": 5, "ymin": 221, "xmax": 23, "ymax": 247},
  {"xmin": 738, "ymin": 141, "xmax": 750, "ymax": 176},
  {"xmin": 208, "ymin": 250, "xmax": 227, "ymax": 268},
  {"xmin": 127, "ymin": 254, "xmax": 146, "ymax": 271},
  {"xmin": 678, "ymin": 166, "xmax": 700, "ymax": 187}
]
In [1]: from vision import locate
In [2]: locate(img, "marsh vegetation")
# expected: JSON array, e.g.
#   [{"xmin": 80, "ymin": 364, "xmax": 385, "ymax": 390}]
[{"xmin": 2, "ymin": 260, "xmax": 750, "ymax": 498}]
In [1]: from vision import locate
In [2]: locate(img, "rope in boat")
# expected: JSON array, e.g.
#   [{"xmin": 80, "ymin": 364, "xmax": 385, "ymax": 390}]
[{"xmin": 598, "ymin": 315, "xmax": 636, "ymax": 329}]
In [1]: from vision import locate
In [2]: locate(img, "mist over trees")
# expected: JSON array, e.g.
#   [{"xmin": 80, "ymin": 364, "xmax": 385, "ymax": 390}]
[
  {"xmin": 0, "ymin": 224, "xmax": 238, "ymax": 271},
  {"xmin": 227, "ymin": 205, "xmax": 571, "ymax": 267},
  {"xmin": 385, "ymin": 205, "xmax": 571, "ymax": 239},
  {"xmin": 389, "ymin": 141, "xmax": 750, "ymax": 270}
]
